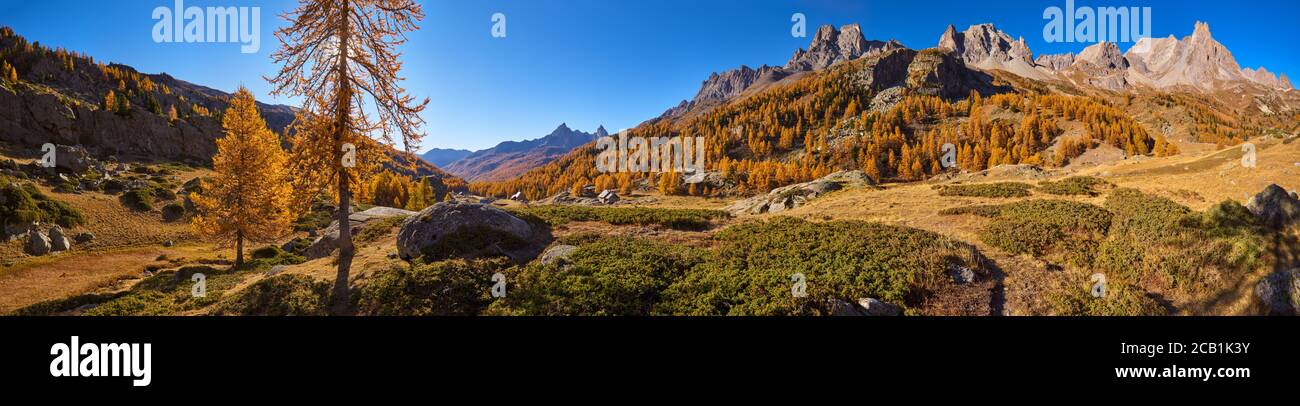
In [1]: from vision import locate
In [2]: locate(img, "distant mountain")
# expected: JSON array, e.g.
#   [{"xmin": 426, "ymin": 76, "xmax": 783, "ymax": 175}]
[
  {"xmin": 419, "ymin": 148, "xmax": 473, "ymax": 167},
  {"xmin": 442, "ymin": 123, "xmax": 604, "ymax": 182}
]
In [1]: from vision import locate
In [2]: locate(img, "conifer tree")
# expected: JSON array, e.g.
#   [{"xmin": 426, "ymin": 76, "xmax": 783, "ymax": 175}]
[
  {"xmin": 190, "ymin": 87, "xmax": 293, "ymax": 267},
  {"xmin": 268, "ymin": 0, "xmax": 429, "ymax": 309}
]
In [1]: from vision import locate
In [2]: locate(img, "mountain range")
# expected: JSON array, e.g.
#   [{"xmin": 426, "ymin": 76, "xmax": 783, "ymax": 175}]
[
  {"xmin": 431, "ymin": 123, "xmax": 607, "ymax": 182},
  {"xmin": 663, "ymin": 21, "xmax": 1292, "ymax": 120}
]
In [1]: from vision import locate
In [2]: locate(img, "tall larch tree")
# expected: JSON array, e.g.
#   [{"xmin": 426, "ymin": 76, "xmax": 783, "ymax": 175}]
[
  {"xmin": 190, "ymin": 87, "xmax": 293, "ymax": 266},
  {"xmin": 267, "ymin": 0, "xmax": 429, "ymax": 310}
]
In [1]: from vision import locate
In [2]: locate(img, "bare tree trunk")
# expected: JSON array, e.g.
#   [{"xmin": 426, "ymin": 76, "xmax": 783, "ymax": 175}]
[
  {"xmin": 235, "ymin": 231, "xmax": 244, "ymax": 267},
  {"xmin": 330, "ymin": 0, "xmax": 354, "ymax": 315}
]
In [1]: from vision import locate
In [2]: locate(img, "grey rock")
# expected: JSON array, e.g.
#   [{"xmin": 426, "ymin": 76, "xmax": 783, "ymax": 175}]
[
  {"xmin": 1255, "ymin": 268, "xmax": 1300, "ymax": 316},
  {"xmin": 949, "ymin": 265, "xmax": 977, "ymax": 284},
  {"xmin": 857, "ymin": 298, "xmax": 902, "ymax": 316},
  {"xmin": 396, "ymin": 202, "xmax": 543, "ymax": 263},
  {"xmin": 597, "ymin": 189, "xmax": 619, "ymax": 205},
  {"xmin": 303, "ymin": 207, "xmax": 417, "ymax": 260},
  {"xmin": 827, "ymin": 299, "xmax": 864, "ymax": 316},
  {"xmin": 1245, "ymin": 184, "xmax": 1300, "ymax": 229},
  {"xmin": 48, "ymin": 225, "xmax": 71, "ymax": 252},
  {"xmin": 539, "ymin": 244, "xmax": 578, "ymax": 266},
  {"xmin": 725, "ymin": 170, "xmax": 873, "ymax": 215},
  {"xmin": 73, "ymin": 232, "xmax": 95, "ymax": 243},
  {"xmin": 26, "ymin": 229, "xmax": 51, "ymax": 256}
]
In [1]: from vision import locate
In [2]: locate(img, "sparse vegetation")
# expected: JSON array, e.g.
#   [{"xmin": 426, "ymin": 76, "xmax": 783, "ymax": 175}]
[
  {"xmin": 936, "ymin": 182, "xmax": 1033, "ymax": 198},
  {"xmin": 1036, "ymin": 176, "xmax": 1113, "ymax": 196},
  {"xmin": 510, "ymin": 206, "xmax": 729, "ymax": 231},
  {"xmin": 356, "ymin": 258, "xmax": 504, "ymax": 316}
]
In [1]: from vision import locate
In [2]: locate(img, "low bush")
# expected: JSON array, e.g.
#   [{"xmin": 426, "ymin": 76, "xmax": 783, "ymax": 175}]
[
  {"xmin": 510, "ymin": 206, "xmax": 729, "ymax": 231},
  {"xmin": 121, "ymin": 187, "xmax": 156, "ymax": 211},
  {"xmin": 1047, "ymin": 276, "xmax": 1167, "ymax": 316},
  {"xmin": 657, "ymin": 217, "xmax": 980, "ymax": 316},
  {"xmin": 356, "ymin": 215, "xmax": 408, "ymax": 243},
  {"xmin": 357, "ymin": 258, "xmax": 506, "ymax": 316},
  {"xmin": 214, "ymin": 274, "xmax": 331, "ymax": 316},
  {"xmin": 975, "ymin": 200, "xmax": 1111, "ymax": 265},
  {"xmin": 936, "ymin": 182, "xmax": 1033, "ymax": 198},
  {"xmin": 487, "ymin": 238, "xmax": 705, "ymax": 316},
  {"xmin": 1036, "ymin": 176, "xmax": 1114, "ymax": 196}
]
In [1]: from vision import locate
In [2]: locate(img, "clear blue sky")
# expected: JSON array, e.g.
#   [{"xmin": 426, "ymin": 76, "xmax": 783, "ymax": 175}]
[{"xmin": 1, "ymin": 0, "xmax": 1296, "ymax": 152}]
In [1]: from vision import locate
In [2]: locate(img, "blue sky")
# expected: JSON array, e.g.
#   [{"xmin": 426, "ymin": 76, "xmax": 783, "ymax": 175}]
[{"xmin": 1, "ymin": 0, "xmax": 1296, "ymax": 152}]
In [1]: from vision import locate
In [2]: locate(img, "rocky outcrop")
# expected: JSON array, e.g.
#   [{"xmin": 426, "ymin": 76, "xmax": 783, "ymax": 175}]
[
  {"xmin": 936, "ymin": 23, "xmax": 1045, "ymax": 80},
  {"xmin": 1242, "ymin": 67, "xmax": 1294, "ymax": 90},
  {"xmin": 786, "ymin": 24, "xmax": 902, "ymax": 71},
  {"xmin": 1245, "ymin": 184, "xmax": 1300, "ymax": 229},
  {"xmin": 725, "ymin": 170, "xmax": 873, "ymax": 215},
  {"xmin": 25, "ymin": 228, "xmax": 51, "ymax": 256},
  {"xmin": 396, "ymin": 202, "xmax": 547, "ymax": 263},
  {"xmin": 1255, "ymin": 268, "xmax": 1299, "ymax": 315},
  {"xmin": 906, "ymin": 48, "xmax": 1012, "ymax": 100},
  {"xmin": 1034, "ymin": 53, "xmax": 1074, "ymax": 71},
  {"xmin": 693, "ymin": 65, "xmax": 787, "ymax": 105},
  {"xmin": 303, "ymin": 206, "xmax": 418, "ymax": 260},
  {"xmin": 48, "ymin": 225, "xmax": 71, "ymax": 252}
]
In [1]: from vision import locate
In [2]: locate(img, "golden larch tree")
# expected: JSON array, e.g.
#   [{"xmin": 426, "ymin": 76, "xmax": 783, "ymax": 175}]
[
  {"xmin": 267, "ymin": 0, "xmax": 429, "ymax": 309},
  {"xmin": 190, "ymin": 87, "xmax": 293, "ymax": 266}
]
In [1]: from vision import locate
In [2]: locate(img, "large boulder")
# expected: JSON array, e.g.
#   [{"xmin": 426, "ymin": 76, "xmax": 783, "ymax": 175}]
[
  {"xmin": 396, "ymin": 202, "xmax": 546, "ymax": 263},
  {"xmin": 1245, "ymin": 184, "xmax": 1300, "ymax": 229},
  {"xmin": 25, "ymin": 229, "xmax": 51, "ymax": 256},
  {"xmin": 1255, "ymin": 268, "xmax": 1300, "ymax": 316},
  {"xmin": 303, "ymin": 206, "xmax": 418, "ymax": 260},
  {"xmin": 47, "ymin": 225, "xmax": 71, "ymax": 252},
  {"xmin": 53, "ymin": 144, "xmax": 94, "ymax": 174},
  {"xmin": 725, "ymin": 170, "xmax": 874, "ymax": 215}
]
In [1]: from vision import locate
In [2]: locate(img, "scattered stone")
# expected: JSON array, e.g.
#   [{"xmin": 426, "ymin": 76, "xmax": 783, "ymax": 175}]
[
  {"xmin": 303, "ymin": 206, "xmax": 418, "ymax": 260},
  {"xmin": 265, "ymin": 265, "xmax": 288, "ymax": 277},
  {"xmin": 948, "ymin": 265, "xmax": 977, "ymax": 284},
  {"xmin": 539, "ymin": 244, "xmax": 578, "ymax": 266},
  {"xmin": 596, "ymin": 189, "xmax": 619, "ymax": 205},
  {"xmin": 1255, "ymin": 268, "xmax": 1299, "ymax": 316},
  {"xmin": 26, "ymin": 229, "xmax": 52, "ymax": 256},
  {"xmin": 827, "ymin": 299, "xmax": 864, "ymax": 316},
  {"xmin": 163, "ymin": 240, "xmax": 175, "ymax": 247},
  {"xmin": 1245, "ymin": 184, "xmax": 1300, "ymax": 229},
  {"xmin": 857, "ymin": 298, "xmax": 902, "ymax": 316},
  {"xmin": 725, "ymin": 170, "xmax": 874, "ymax": 215},
  {"xmin": 73, "ymin": 232, "xmax": 95, "ymax": 244},
  {"xmin": 48, "ymin": 225, "xmax": 71, "ymax": 252}
]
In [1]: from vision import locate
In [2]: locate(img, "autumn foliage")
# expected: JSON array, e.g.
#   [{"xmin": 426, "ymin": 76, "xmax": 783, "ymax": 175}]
[{"xmin": 190, "ymin": 87, "xmax": 293, "ymax": 266}]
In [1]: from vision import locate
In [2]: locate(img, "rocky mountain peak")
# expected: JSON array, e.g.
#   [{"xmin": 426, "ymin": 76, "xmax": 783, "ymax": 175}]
[
  {"xmin": 786, "ymin": 24, "xmax": 897, "ymax": 71},
  {"xmin": 594, "ymin": 125, "xmax": 609, "ymax": 138},
  {"xmin": 1191, "ymin": 21, "xmax": 1212, "ymax": 41},
  {"xmin": 1075, "ymin": 42, "xmax": 1128, "ymax": 70}
]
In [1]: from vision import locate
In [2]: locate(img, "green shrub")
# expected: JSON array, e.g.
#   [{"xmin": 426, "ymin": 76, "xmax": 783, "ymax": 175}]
[
  {"xmin": 487, "ymin": 238, "xmax": 705, "ymax": 316},
  {"xmin": 1047, "ymin": 277, "xmax": 1166, "ymax": 316},
  {"xmin": 122, "ymin": 187, "xmax": 156, "ymax": 211},
  {"xmin": 83, "ymin": 291, "xmax": 178, "ymax": 316},
  {"xmin": 657, "ymin": 217, "xmax": 979, "ymax": 316},
  {"xmin": 938, "ymin": 204, "xmax": 1006, "ymax": 217},
  {"xmin": 936, "ymin": 182, "xmax": 1033, "ymax": 198},
  {"xmin": 250, "ymin": 245, "xmax": 283, "ymax": 260},
  {"xmin": 8, "ymin": 292, "xmax": 124, "ymax": 316},
  {"xmin": 975, "ymin": 200, "xmax": 1111, "ymax": 264},
  {"xmin": 161, "ymin": 202, "xmax": 185, "ymax": 221},
  {"xmin": 510, "ymin": 206, "xmax": 729, "ymax": 231},
  {"xmin": 356, "ymin": 215, "xmax": 408, "ymax": 243},
  {"xmin": 1037, "ymin": 176, "xmax": 1114, "ymax": 196},
  {"xmin": 0, "ymin": 182, "xmax": 85, "ymax": 228},
  {"xmin": 214, "ymin": 274, "xmax": 331, "ymax": 316},
  {"xmin": 357, "ymin": 258, "xmax": 505, "ymax": 316}
]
